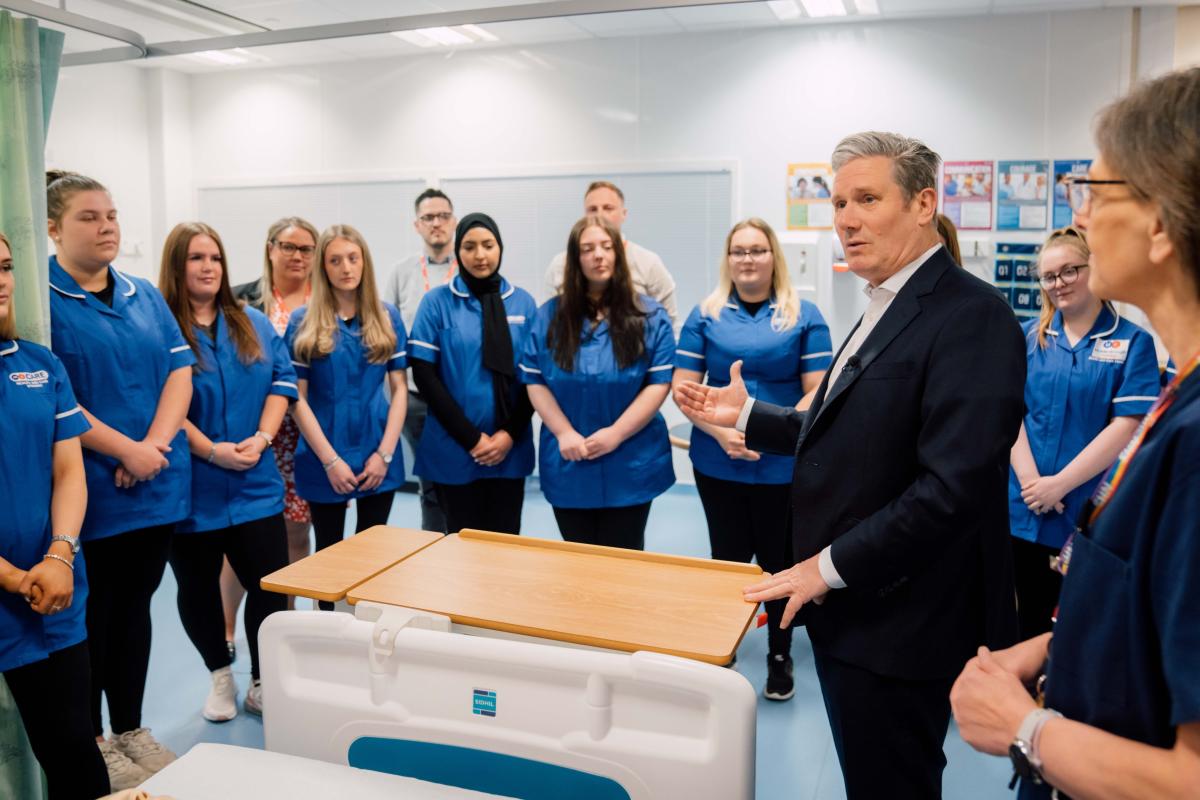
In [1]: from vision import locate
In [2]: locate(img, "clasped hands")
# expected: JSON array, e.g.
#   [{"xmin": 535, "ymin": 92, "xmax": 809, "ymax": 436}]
[
  {"xmin": 1020, "ymin": 474, "xmax": 1067, "ymax": 516},
  {"xmin": 327, "ymin": 447, "xmax": 391, "ymax": 495},
  {"xmin": 556, "ymin": 427, "xmax": 623, "ymax": 461},
  {"xmin": 3, "ymin": 557, "xmax": 73, "ymax": 616},
  {"xmin": 951, "ymin": 635, "xmax": 1050, "ymax": 756},
  {"xmin": 471, "ymin": 430, "xmax": 514, "ymax": 467}
]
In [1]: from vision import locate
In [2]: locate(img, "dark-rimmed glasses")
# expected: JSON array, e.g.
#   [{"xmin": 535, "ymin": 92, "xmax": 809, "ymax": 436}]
[{"xmin": 1037, "ymin": 263, "xmax": 1088, "ymax": 289}]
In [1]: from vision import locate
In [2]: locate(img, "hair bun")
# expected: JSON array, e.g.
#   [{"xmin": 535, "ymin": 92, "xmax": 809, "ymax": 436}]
[{"xmin": 45, "ymin": 169, "xmax": 75, "ymax": 188}]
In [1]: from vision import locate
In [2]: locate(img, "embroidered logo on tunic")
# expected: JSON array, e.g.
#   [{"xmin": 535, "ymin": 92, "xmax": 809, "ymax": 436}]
[
  {"xmin": 1090, "ymin": 339, "xmax": 1130, "ymax": 364},
  {"xmin": 8, "ymin": 370, "xmax": 49, "ymax": 388}
]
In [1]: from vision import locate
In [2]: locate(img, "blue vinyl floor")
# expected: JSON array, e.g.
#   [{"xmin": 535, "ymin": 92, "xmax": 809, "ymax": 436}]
[{"xmin": 132, "ymin": 484, "xmax": 1013, "ymax": 799}]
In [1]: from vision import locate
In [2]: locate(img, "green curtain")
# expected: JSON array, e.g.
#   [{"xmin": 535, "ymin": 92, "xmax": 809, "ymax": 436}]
[
  {"xmin": 0, "ymin": 15, "xmax": 65, "ymax": 799},
  {"xmin": 0, "ymin": 10, "xmax": 64, "ymax": 346}
]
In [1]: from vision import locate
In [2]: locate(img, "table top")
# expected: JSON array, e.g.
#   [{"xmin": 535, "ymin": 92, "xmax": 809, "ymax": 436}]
[
  {"xmin": 346, "ymin": 529, "xmax": 761, "ymax": 664},
  {"xmin": 260, "ymin": 526, "xmax": 443, "ymax": 602}
]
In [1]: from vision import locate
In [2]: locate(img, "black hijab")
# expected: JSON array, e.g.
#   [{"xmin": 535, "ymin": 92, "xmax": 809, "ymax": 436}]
[{"xmin": 454, "ymin": 213, "xmax": 516, "ymax": 426}]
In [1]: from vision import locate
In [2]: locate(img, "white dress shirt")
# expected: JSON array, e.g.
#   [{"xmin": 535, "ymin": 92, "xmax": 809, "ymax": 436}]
[{"xmin": 735, "ymin": 243, "xmax": 943, "ymax": 590}]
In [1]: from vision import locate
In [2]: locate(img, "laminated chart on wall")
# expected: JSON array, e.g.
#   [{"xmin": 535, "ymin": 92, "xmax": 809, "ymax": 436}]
[
  {"xmin": 786, "ymin": 162, "xmax": 833, "ymax": 230},
  {"xmin": 1052, "ymin": 160, "xmax": 1091, "ymax": 229},
  {"xmin": 997, "ymin": 161, "xmax": 1050, "ymax": 230},
  {"xmin": 941, "ymin": 160, "xmax": 994, "ymax": 230},
  {"xmin": 994, "ymin": 242, "xmax": 1042, "ymax": 321}
]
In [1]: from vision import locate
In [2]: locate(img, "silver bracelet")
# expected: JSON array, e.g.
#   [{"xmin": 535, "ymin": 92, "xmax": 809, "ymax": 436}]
[
  {"xmin": 207, "ymin": 443, "xmax": 217, "ymax": 464},
  {"xmin": 255, "ymin": 430, "xmax": 274, "ymax": 447},
  {"xmin": 323, "ymin": 455, "xmax": 342, "ymax": 472},
  {"xmin": 43, "ymin": 553, "xmax": 74, "ymax": 572}
]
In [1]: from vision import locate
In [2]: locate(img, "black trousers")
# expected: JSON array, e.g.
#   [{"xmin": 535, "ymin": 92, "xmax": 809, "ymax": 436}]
[
  {"xmin": 169, "ymin": 514, "xmax": 290, "ymax": 680},
  {"xmin": 309, "ymin": 491, "xmax": 395, "ymax": 609},
  {"xmin": 694, "ymin": 471, "xmax": 794, "ymax": 656},
  {"xmin": 402, "ymin": 392, "xmax": 447, "ymax": 533},
  {"xmin": 552, "ymin": 502, "xmax": 652, "ymax": 551},
  {"xmin": 83, "ymin": 523, "xmax": 173, "ymax": 735},
  {"xmin": 4, "ymin": 641, "xmax": 110, "ymax": 800},
  {"xmin": 1012, "ymin": 536, "xmax": 1063, "ymax": 639},
  {"xmin": 813, "ymin": 650, "xmax": 954, "ymax": 800},
  {"xmin": 435, "ymin": 478, "xmax": 525, "ymax": 535}
]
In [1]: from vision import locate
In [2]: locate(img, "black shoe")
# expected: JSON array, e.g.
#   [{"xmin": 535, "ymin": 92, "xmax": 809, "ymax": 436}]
[
  {"xmin": 763, "ymin": 654, "xmax": 795, "ymax": 701},
  {"xmin": 226, "ymin": 640, "xmax": 236, "ymax": 662}
]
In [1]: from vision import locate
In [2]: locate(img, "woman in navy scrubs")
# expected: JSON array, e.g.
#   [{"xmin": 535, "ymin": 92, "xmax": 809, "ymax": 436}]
[
  {"xmin": 0, "ymin": 232, "xmax": 109, "ymax": 799},
  {"xmin": 521, "ymin": 215, "xmax": 676, "ymax": 550},
  {"xmin": 287, "ymin": 225, "xmax": 407, "ymax": 601},
  {"xmin": 159, "ymin": 222, "xmax": 294, "ymax": 721},
  {"xmin": 409, "ymin": 213, "xmax": 537, "ymax": 534},
  {"xmin": 673, "ymin": 218, "xmax": 831, "ymax": 699},
  {"xmin": 46, "ymin": 171, "xmax": 190, "ymax": 784},
  {"xmin": 952, "ymin": 67, "xmax": 1200, "ymax": 798},
  {"xmin": 1008, "ymin": 227, "xmax": 1160, "ymax": 638}
]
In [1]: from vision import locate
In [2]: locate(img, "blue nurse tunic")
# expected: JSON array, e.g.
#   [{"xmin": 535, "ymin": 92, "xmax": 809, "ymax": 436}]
[
  {"xmin": 0, "ymin": 339, "xmax": 92, "ymax": 672},
  {"xmin": 676, "ymin": 295, "xmax": 832, "ymax": 484},
  {"xmin": 286, "ymin": 303, "xmax": 408, "ymax": 504},
  {"xmin": 1009, "ymin": 305, "xmax": 1160, "ymax": 548},
  {"xmin": 178, "ymin": 307, "xmax": 299, "ymax": 533},
  {"xmin": 519, "ymin": 296, "xmax": 676, "ymax": 509},
  {"xmin": 48, "ymin": 258, "xmax": 195, "ymax": 541},
  {"xmin": 408, "ymin": 275, "xmax": 537, "ymax": 485}
]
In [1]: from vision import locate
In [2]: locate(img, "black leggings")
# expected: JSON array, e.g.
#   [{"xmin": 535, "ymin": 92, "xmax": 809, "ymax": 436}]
[
  {"xmin": 552, "ymin": 502, "xmax": 652, "ymax": 551},
  {"xmin": 169, "ymin": 514, "xmax": 290, "ymax": 680},
  {"xmin": 83, "ymin": 523, "xmax": 173, "ymax": 735},
  {"xmin": 309, "ymin": 491, "xmax": 395, "ymax": 609},
  {"xmin": 4, "ymin": 641, "xmax": 110, "ymax": 800},
  {"xmin": 1011, "ymin": 536, "xmax": 1063, "ymax": 639},
  {"xmin": 694, "ymin": 471, "xmax": 794, "ymax": 656},
  {"xmin": 435, "ymin": 478, "xmax": 525, "ymax": 534}
]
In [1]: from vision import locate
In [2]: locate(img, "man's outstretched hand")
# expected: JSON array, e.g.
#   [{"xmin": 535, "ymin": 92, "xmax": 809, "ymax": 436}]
[{"xmin": 674, "ymin": 359, "xmax": 750, "ymax": 429}]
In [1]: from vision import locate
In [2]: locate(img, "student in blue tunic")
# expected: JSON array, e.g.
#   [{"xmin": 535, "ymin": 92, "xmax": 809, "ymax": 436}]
[
  {"xmin": 0, "ymin": 232, "xmax": 109, "ymax": 799},
  {"xmin": 521, "ymin": 215, "xmax": 676, "ymax": 551},
  {"xmin": 672, "ymin": 217, "xmax": 831, "ymax": 700},
  {"xmin": 1007, "ymin": 226, "xmax": 1160, "ymax": 638},
  {"xmin": 952, "ymin": 66, "xmax": 1200, "ymax": 799},
  {"xmin": 45, "ymin": 171, "xmax": 189, "ymax": 785},
  {"xmin": 158, "ymin": 222, "xmax": 294, "ymax": 722},
  {"xmin": 287, "ymin": 225, "xmax": 408, "ymax": 592},
  {"xmin": 409, "ymin": 213, "xmax": 537, "ymax": 534}
]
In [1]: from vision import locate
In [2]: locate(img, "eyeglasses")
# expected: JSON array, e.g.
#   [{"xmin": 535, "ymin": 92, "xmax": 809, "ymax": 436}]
[
  {"xmin": 273, "ymin": 241, "xmax": 316, "ymax": 256},
  {"xmin": 418, "ymin": 212, "xmax": 454, "ymax": 225},
  {"xmin": 1066, "ymin": 179, "xmax": 1128, "ymax": 214},
  {"xmin": 1037, "ymin": 263, "xmax": 1088, "ymax": 289},
  {"xmin": 729, "ymin": 248, "xmax": 771, "ymax": 262}
]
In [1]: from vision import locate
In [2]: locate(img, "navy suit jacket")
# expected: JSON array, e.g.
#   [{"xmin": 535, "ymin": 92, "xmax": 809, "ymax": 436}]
[{"xmin": 746, "ymin": 246, "xmax": 1025, "ymax": 679}]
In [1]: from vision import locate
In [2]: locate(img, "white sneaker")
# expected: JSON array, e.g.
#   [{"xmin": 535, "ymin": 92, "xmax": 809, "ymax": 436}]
[
  {"xmin": 244, "ymin": 678, "xmax": 263, "ymax": 717},
  {"xmin": 203, "ymin": 666, "xmax": 238, "ymax": 722},
  {"xmin": 113, "ymin": 727, "xmax": 177, "ymax": 774},
  {"xmin": 99, "ymin": 738, "xmax": 151, "ymax": 791}
]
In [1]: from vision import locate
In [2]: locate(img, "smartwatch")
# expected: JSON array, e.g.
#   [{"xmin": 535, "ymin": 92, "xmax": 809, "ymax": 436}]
[
  {"xmin": 1008, "ymin": 708, "xmax": 1062, "ymax": 788},
  {"xmin": 50, "ymin": 535, "xmax": 81, "ymax": 555},
  {"xmin": 377, "ymin": 449, "xmax": 394, "ymax": 465}
]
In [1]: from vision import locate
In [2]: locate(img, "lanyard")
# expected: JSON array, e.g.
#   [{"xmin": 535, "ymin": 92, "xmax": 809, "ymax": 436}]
[
  {"xmin": 1052, "ymin": 350, "xmax": 1200, "ymax": 576},
  {"xmin": 421, "ymin": 256, "xmax": 456, "ymax": 293}
]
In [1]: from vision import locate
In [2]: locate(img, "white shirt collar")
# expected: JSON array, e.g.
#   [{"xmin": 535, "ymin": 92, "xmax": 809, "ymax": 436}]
[{"xmin": 863, "ymin": 243, "xmax": 942, "ymax": 299}]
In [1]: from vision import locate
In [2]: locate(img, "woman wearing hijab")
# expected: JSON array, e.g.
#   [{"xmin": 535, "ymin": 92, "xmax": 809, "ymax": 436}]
[{"xmin": 408, "ymin": 213, "xmax": 537, "ymax": 534}]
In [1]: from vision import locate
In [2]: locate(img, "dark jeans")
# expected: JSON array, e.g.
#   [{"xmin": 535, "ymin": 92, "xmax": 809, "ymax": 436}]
[
  {"xmin": 169, "ymin": 514, "xmax": 290, "ymax": 680},
  {"xmin": 402, "ymin": 391, "xmax": 447, "ymax": 533},
  {"xmin": 694, "ymin": 471, "xmax": 794, "ymax": 656},
  {"xmin": 1011, "ymin": 536, "xmax": 1064, "ymax": 639},
  {"xmin": 83, "ymin": 523, "xmax": 173, "ymax": 735},
  {"xmin": 5, "ymin": 641, "xmax": 110, "ymax": 799},
  {"xmin": 435, "ymin": 478, "xmax": 525, "ymax": 535},
  {"xmin": 552, "ymin": 502, "xmax": 652, "ymax": 551},
  {"xmin": 814, "ymin": 650, "xmax": 954, "ymax": 800},
  {"xmin": 309, "ymin": 491, "xmax": 395, "ymax": 609}
]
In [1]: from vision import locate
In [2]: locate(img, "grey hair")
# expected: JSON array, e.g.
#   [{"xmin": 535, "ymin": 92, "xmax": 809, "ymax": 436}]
[{"xmin": 831, "ymin": 132, "xmax": 941, "ymax": 202}]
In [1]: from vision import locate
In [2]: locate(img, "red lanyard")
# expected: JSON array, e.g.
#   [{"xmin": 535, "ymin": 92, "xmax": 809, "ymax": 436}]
[
  {"xmin": 1052, "ymin": 350, "xmax": 1200, "ymax": 576},
  {"xmin": 421, "ymin": 256, "xmax": 456, "ymax": 293}
]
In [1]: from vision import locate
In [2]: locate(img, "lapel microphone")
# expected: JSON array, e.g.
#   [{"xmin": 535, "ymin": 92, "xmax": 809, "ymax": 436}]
[{"xmin": 843, "ymin": 355, "xmax": 861, "ymax": 372}]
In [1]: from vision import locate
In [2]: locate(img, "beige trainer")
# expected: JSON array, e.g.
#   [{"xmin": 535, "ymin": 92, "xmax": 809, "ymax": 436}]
[
  {"xmin": 98, "ymin": 737, "xmax": 151, "ymax": 791},
  {"xmin": 112, "ymin": 727, "xmax": 177, "ymax": 774}
]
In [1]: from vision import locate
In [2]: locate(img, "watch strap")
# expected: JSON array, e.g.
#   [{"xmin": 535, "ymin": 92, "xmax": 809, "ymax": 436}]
[{"xmin": 50, "ymin": 535, "xmax": 80, "ymax": 555}]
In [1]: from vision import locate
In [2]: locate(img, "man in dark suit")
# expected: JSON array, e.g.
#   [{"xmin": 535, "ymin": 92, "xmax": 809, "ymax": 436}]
[{"xmin": 677, "ymin": 132, "xmax": 1026, "ymax": 798}]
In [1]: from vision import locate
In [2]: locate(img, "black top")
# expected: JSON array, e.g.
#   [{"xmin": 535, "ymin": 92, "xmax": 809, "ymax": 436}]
[
  {"xmin": 89, "ymin": 272, "xmax": 115, "ymax": 308},
  {"xmin": 411, "ymin": 359, "xmax": 534, "ymax": 452}
]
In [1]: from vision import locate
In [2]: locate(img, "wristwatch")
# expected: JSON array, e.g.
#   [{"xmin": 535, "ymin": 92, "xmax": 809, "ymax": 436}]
[
  {"xmin": 1009, "ymin": 708, "xmax": 1063, "ymax": 788},
  {"xmin": 50, "ymin": 535, "xmax": 81, "ymax": 555},
  {"xmin": 377, "ymin": 449, "xmax": 394, "ymax": 464}
]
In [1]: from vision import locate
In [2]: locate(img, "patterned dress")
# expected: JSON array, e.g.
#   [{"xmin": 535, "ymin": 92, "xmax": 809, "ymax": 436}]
[{"xmin": 268, "ymin": 287, "xmax": 310, "ymax": 523}]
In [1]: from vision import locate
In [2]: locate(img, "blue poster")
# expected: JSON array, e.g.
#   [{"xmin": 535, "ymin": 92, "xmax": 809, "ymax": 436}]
[
  {"xmin": 997, "ymin": 160, "xmax": 1049, "ymax": 231},
  {"xmin": 994, "ymin": 242, "xmax": 1041, "ymax": 319},
  {"xmin": 1052, "ymin": 159, "xmax": 1091, "ymax": 229}
]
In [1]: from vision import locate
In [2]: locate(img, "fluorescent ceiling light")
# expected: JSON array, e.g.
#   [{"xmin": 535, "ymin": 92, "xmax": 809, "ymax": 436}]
[
  {"xmin": 767, "ymin": 1, "xmax": 801, "ymax": 21},
  {"xmin": 392, "ymin": 30, "xmax": 438, "ymax": 48},
  {"xmin": 800, "ymin": 0, "xmax": 848, "ymax": 17},
  {"xmin": 420, "ymin": 26, "xmax": 474, "ymax": 46},
  {"xmin": 461, "ymin": 24, "xmax": 499, "ymax": 42},
  {"xmin": 186, "ymin": 50, "xmax": 246, "ymax": 65},
  {"xmin": 853, "ymin": 0, "xmax": 880, "ymax": 14}
]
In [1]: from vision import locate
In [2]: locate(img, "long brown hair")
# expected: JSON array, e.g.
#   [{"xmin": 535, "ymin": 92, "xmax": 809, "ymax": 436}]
[
  {"xmin": 260, "ymin": 216, "xmax": 319, "ymax": 318},
  {"xmin": 1033, "ymin": 226, "xmax": 1091, "ymax": 349},
  {"xmin": 159, "ymin": 222, "xmax": 263, "ymax": 367},
  {"xmin": 292, "ymin": 224, "xmax": 396, "ymax": 365},
  {"xmin": 548, "ymin": 215, "xmax": 645, "ymax": 372},
  {"xmin": 0, "ymin": 232, "xmax": 14, "ymax": 341}
]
